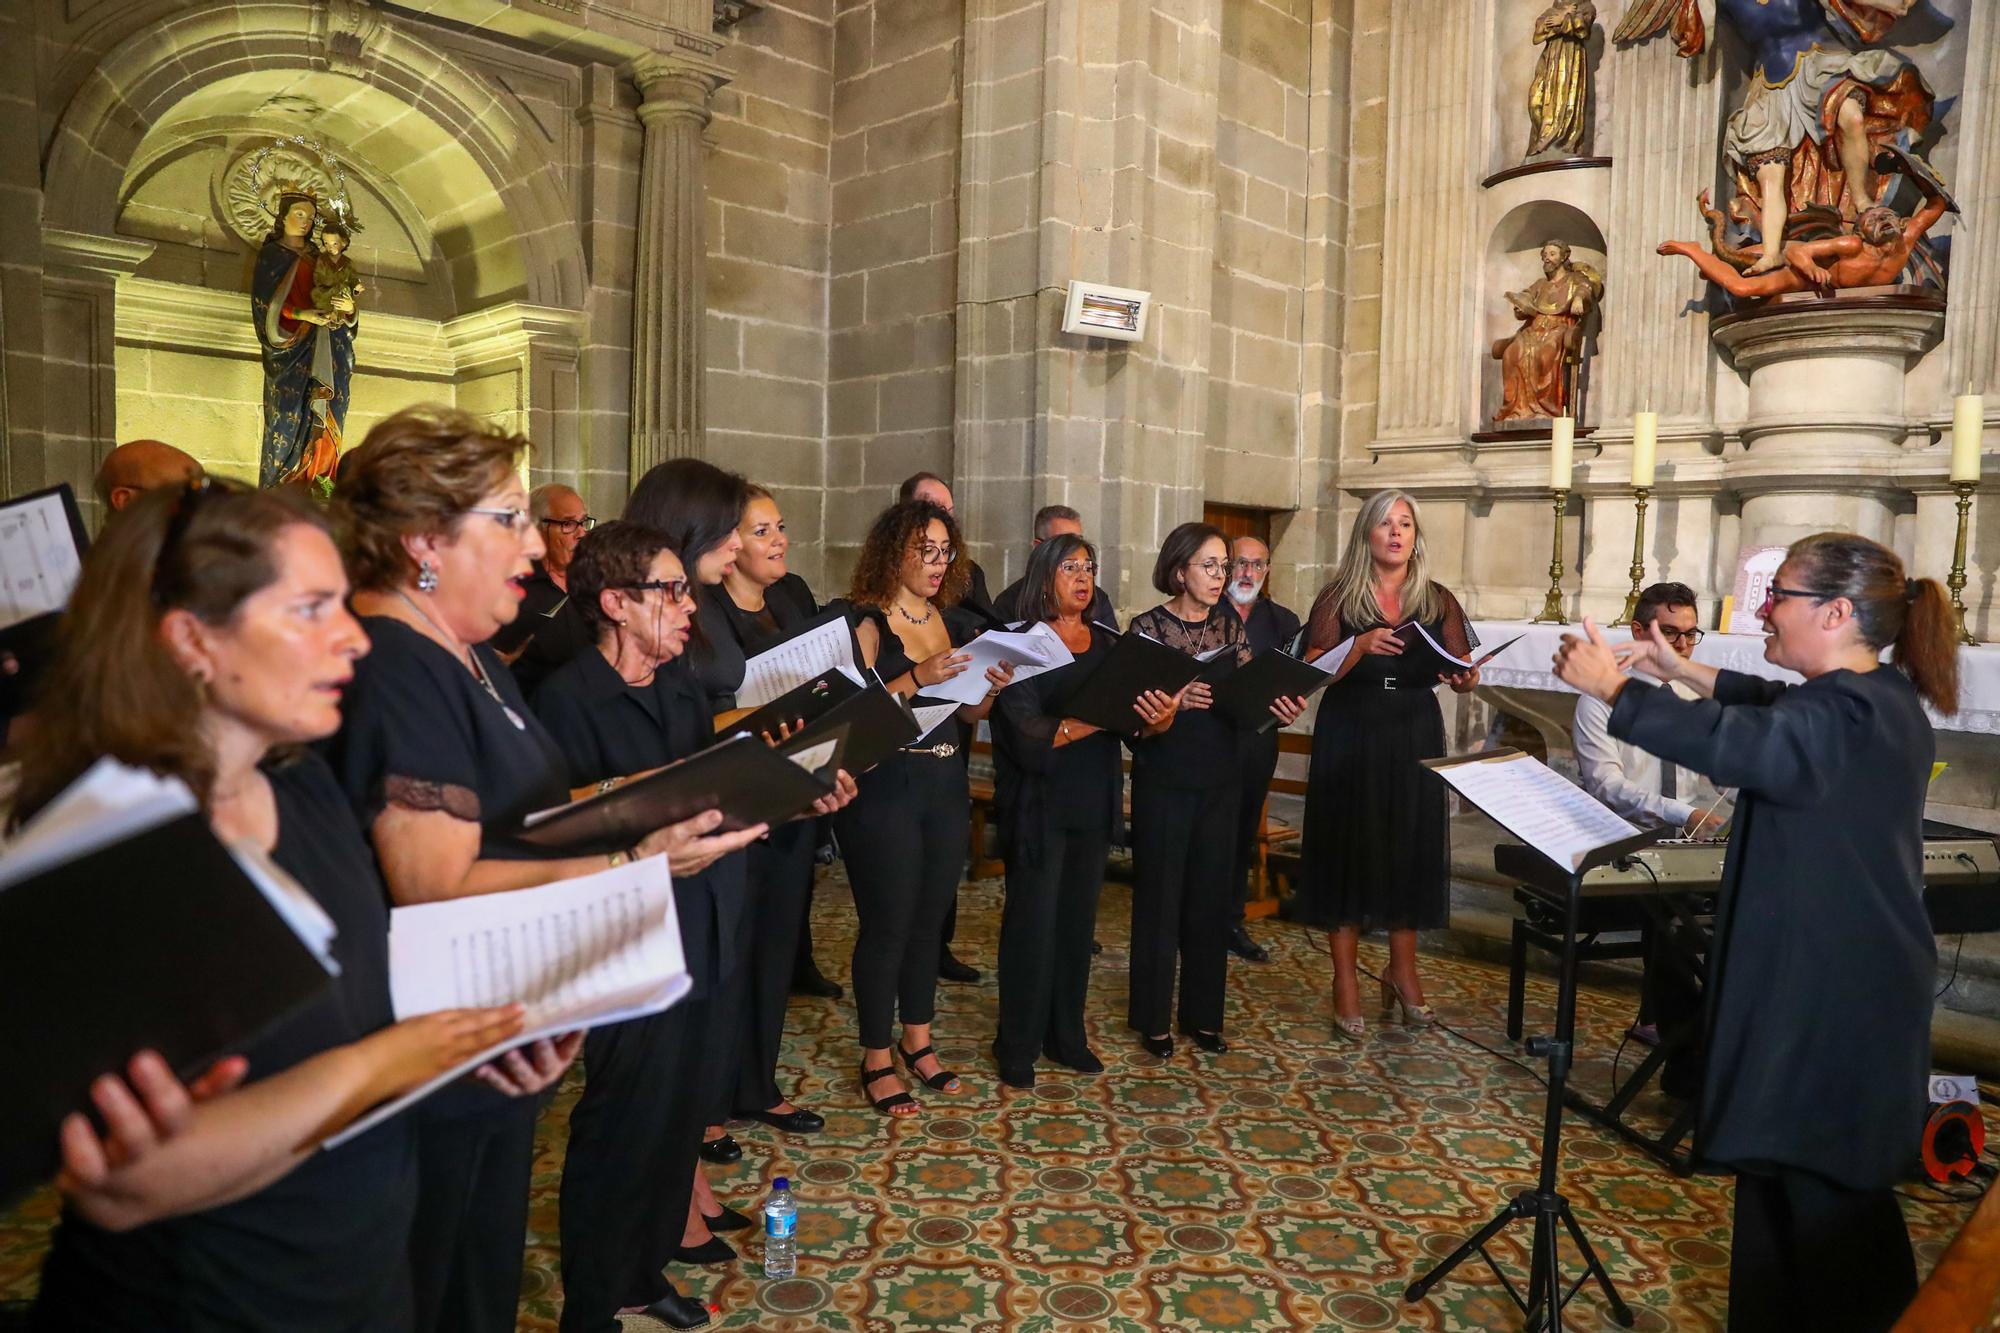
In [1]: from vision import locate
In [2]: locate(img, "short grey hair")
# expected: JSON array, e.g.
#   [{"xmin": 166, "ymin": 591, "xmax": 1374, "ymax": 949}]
[
  {"xmin": 528, "ymin": 482, "xmax": 579, "ymax": 523},
  {"xmin": 1033, "ymin": 504, "xmax": 1082, "ymax": 541}
]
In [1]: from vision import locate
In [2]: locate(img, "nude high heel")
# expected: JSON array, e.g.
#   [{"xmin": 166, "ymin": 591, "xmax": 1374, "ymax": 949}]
[{"xmin": 1380, "ymin": 978, "xmax": 1436, "ymax": 1028}]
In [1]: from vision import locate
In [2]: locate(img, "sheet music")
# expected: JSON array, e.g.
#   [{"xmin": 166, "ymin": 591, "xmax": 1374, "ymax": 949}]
[
  {"xmin": 1309, "ymin": 635, "xmax": 1357, "ymax": 677},
  {"xmin": 911, "ymin": 701, "xmax": 960, "ymax": 743},
  {"xmin": 922, "ymin": 624, "xmax": 1076, "ymax": 705},
  {"xmin": 1397, "ymin": 619, "xmax": 1474, "ymax": 670},
  {"xmin": 737, "ymin": 618, "xmax": 861, "ymax": 709},
  {"xmin": 0, "ymin": 491, "xmax": 81, "ymax": 633},
  {"xmin": 325, "ymin": 856, "xmax": 690, "ymax": 1147},
  {"xmin": 1432, "ymin": 752, "xmax": 1640, "ymax": 871},
  {"xmin": 787, "ymin": 739, "xmax": 838, "ymax": 773}
]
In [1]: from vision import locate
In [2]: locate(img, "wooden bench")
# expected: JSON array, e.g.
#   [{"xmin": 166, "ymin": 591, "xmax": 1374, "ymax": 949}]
[{"xmin": 1254, "ymin": 730, "xmax": 1314, "ymax": 911}]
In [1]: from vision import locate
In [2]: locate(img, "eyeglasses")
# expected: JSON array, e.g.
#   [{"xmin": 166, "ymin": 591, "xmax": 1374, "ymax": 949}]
[
  {"xmin": 464, "ymin": 505, "xmax": 530, "ymax": 532},
  {"xmin": 1233, "ymin": 558, "xmax": 1269, "ymax": 573},
  {"xmin": 1058, "ymin": 559, "xmax": 1099, "ymax": 577},
  {"xmin": 540, "ymin": 515, "xmax": 597, "ymax": 536},
  {"xmin": 1187, "ymin": 559, "xmax": 1232, "ymax": 578},
  {"xmin": 1762, "ymin": 584, "xmax": 1832, "ymax": 608},
  {"xmin": 916, "ymin": 543, "xmax": 957, "ymax": 567},
  {"xmin": 1653, "ymin": 626, "xmax": 1705, "ymax": 645},
  {"xmin": 620, "ymin": 578, "xmax": 693, "ymax": 604}
]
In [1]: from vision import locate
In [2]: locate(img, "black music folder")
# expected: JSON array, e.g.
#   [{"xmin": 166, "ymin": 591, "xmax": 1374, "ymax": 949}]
[
  {"xmin": 516, "ymin": 732, "xmax": 838, "ymax": 852},
  {"xmin": 785, "ymin": 681, "xmax": 920, "ymax": 773},
  {"xmin": 1, "ymin": 765, "xmax": 336, "ymax": 1206},
  {"xmin": 734, "ymin": 667, "xmax": 865, "ymax": 740},
  {"xmin": 0, "ymin": 484, "xmax": 89, "ymax": 723},
  {"xmin": 1054, "ymin": 630, "xmax": 1208, "ymax": 735},
  {"xmin": 1212, "ymin": 649, "xmax": 1335, "ymax": 733}
]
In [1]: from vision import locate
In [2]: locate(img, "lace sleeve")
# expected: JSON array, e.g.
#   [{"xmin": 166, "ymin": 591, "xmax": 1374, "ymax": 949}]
[
  {"xmin": 1304, "ymin": 583, "xmax": 1346, "ymax": 656},
  {"xmin": 1225, "ymin": 606, "xmax": 1252, "ymax": 664},
  {"xmin": 1436, "ymin": 586, "xmax": 1479, "ymax": 659}
]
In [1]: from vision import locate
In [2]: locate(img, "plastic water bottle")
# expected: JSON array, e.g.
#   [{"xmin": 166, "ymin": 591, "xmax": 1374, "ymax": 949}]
[{"xmin": 762, "ymin": 1177, "xmax": 797, "ymax": 1279}]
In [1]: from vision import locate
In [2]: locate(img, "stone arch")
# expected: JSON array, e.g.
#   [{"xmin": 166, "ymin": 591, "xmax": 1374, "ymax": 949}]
[
  {"xmin": 42, "ymin": 0, "xmax": 584, "ymax": 312},
  {"xmin": 1479, "ymin": 198, "xmax": 1608, "ymax": 427}
]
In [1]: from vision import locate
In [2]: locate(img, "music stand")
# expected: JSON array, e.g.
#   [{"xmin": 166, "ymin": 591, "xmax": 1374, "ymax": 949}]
[{"xmin": 1407, "ymin": 750, "xmax": 1668, "ymax": 1331}]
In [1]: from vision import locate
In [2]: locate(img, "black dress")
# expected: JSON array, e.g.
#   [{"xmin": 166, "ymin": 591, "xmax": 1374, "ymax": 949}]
[
  {"xmin": 990, "ymin": 623, "xmax": 1123, "ymax": 1072},
  {"xmin": 1294, "ymin": 586, "xmax": 1475, "ymax": 932},
  {"xmin": 1610, "ymin": 667, "xmax": 1934, "ymax": 1331},
  {"xmin": 828, "ymin": 599, "xmax": 973, "ymax": 1051},
  {"xmin": 489, "ymin": 561, "xmax": 592, "ymax": 698},
  {"xmin": 532, "ymin": 649, "xmax": 748, "ymax": 1333},
  {"xmin": 33, "ymin": 756, "xmax": 416, "ymax": 1333},
  {"xmin": 1124, "ymin": 604, "xmax": 1249, "ymax": 1037},
  {"xmin": 1228, "ymin": 596, "xmax": 1302, "ymax": 922},
  {"xmin": 321, "ymin": 615, "xmax": 570, "ymax": 1333}
]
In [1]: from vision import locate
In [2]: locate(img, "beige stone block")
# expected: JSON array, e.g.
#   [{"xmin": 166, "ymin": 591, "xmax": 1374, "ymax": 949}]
[
  {"xmin": 709, "ymin": 149, "xmax": 794, "ymax": 213},
  {"xmin": 832, "ymin": 204, "xmax": 934, "ymax": 274},
  {"xmin": 742, "ymin": 322, "xmax": 828, "ymax": 379},
  {"xmin": 984, "ymin": 68, "xmax": 1043, "ymax": 135},
  {"xmin": 717, "ymin": 118, "xmax": 829, "ymax": 175},
  {"xmin": 709, "ymin": 254, "xmax": 825, "ymax": 324},
  {"xmin": 983, "ymin": 227, "xmax": 1039, "ymax": 299},
  {"xmin": 707, "ymin": 313, "xmax": 744, "ymax": 371},
  {"xmin": 1245, "ymin": 176, "xmax": 1292, "ymax": 232},
  {"xmin": 869, "ymin": 0, "xmax": 963, "ymax": 68},
  {"xmin": 911, "ymin": 311, "xmax": 958, "ymax": 371},
  {"xmin": 1234, "ymin": 331, "xmax": 1302, "ymax": 393},
  {"xmin": 721, "ymin": 434, "xmax": 824, "ymax": 490},
  {"xmin": 866, "ymin": 106, "xmax": 960, "ymax": 172},
  {"xmin": 739, "ymin": 2, "xmax": 836, "ymax": 72},
  {"xmin": 978, "ymin": 349, "xmax": 1035, "ymax": 421},
  {"xmin": 710, "ymin": 368, "xmax": 826, "ymax": 439},
  {"xmin": 787, "ymin": 167, "xmax": 832, "ymax": 223},
  {"xmin": 722, "ymin": 205, "xmax": 830, "ymax": 272},
  {"xmin": 1155, "ymin": 130, "xmax": 1209, "ymax": 192},
  {"xmin": 834, "ymin": 3, "xmax": 873, "ymax": 82},
  {"xmin": 743, "ymin": 90, "xmax": 832, "ymax": 146},
  {"xmin": 1211, "ymin": 270, "xmax": 1288, "ymax": 339},
  {"xmin": 1349, "ymin": 98, "xmax": 1387, "ymax": 164},
  {"xmin": 861, "ymin": 431, "xmax": 952, "ymax": 485},
  {"xmin": 835, "ymin": 44, "xmax": 958, "ymax": 128},
  {"xmin": 829, "ymin": 378, "xmax": 878, "ymax": 435},
  {"xmin": 1218, "ymin": 57, "xmax": 1287, "ymax": 137},
  {"xmin": 1345, "ymin": 242, "xmax": 1382, "ymax": 303},
  {"xmin": 831, "ymin": 320, "xmax": 918, "ymax": 379},
  {"xmin": 878, "ymin": 365, "xmax": 955, "ymax": 432},
  {"xmin": 1344, "ymin": 293, "xmax": 1382, "ymax": 354},
  {"xmin": 1225, "ymin": 0, "xmax": 1309, "ymax": 85},
  {"xmin": 832, "ymin": 152, "xmax": 958, "ymax": 225},
  {"xmin": 830, "ymin": 271, "xmax": 866, "ymax": 329},
  {"xmin": 831, "ymin": 129, "xmax": 866, "ymax": 182},
  {"xmin": 1216, "ymin": 215, "xmax": 1301, "ymax": 286},
  {"xmin": 985, "ymin": 2, "xmax": 1049, "ymax": 83},
  {"xmin": 866, "ymin": 253, "xmax": 957, "ymax": 323},
  {"xmin": 1217, "ymin": 119, "xmax": 1304, "ymax": 194},
  {"xmin": 984, "ymin": 119, "xmax": 1041, "ymax": 183},
  {"xmin": 730, "ymin": 42, "xmax": 836, "ymax": 116}
]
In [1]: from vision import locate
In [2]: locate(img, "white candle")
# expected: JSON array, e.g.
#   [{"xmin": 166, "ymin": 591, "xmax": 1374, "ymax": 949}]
[
  {"xmin": 1549, "ymin": 417, "xmax": 1574, "ymax": 490},
  {"xmin": 1952, "ymin": 394, "xmax": 1984, "ymax": 483},
  {"xmin": 1631, "ymin": 411, "xmax": 1657, "ymax": 488}
]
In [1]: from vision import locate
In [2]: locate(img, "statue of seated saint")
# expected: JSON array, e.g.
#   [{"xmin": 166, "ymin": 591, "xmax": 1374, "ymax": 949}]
[{"xmin": 1491, "ymin": 241, "xmax": 1604, "ymax": 424}]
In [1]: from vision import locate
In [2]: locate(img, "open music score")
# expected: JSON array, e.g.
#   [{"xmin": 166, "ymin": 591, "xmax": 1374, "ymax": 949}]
[
  {"xmin": 736, "ymin": 616, "xmax": 862, "ymax": 709},
  {"xmin": 1425, "ymin": 748, "xmax": 1641, "ymax": 871}
]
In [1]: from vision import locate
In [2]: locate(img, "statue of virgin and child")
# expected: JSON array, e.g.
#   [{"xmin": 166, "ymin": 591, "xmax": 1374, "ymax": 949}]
[{"xmin": 249, "ymin": 190, "xmax": 364, "ymax": 490}]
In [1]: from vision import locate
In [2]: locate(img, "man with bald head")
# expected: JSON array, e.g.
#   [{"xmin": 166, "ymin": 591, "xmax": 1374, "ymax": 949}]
[
  {"xmin": 491, "ymin": 482, "xmax": 595, "ymax": 695},
  {"xmin": 95, "ymin": 439, "xmax": 201, "ymax": 513}
]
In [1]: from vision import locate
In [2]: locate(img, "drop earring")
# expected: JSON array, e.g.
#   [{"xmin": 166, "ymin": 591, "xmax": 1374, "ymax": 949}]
[{"xmin": 417, "ymin": 559, "xmax": 439, "ymax": 594}]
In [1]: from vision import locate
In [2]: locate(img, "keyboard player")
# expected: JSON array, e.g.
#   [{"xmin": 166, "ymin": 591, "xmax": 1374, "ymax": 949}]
[{"xmin": 1570, "ymin": 582, "xmax": 1731, "ymax": 1056}]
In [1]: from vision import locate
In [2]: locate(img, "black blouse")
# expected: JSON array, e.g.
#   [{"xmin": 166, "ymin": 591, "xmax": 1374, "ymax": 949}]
[
  {"xmin": 323, "ymin": 616, "xmax": 571, "ymax": 863},
  {"xmin": 827, "ymin": 597, "xmax": 980, "ymax": 752},
  {"xmin": 489, "ymin": 561, "xmax": 592, "ymax": 699},
  {"xmin": 36, "ymin": 756, "xmax": 416, "ymax": 1333},
  {"xmin": 1125, "ymin": 603, "xmax": 1249, "ymax": 790},
  {"xmin": 531, "ymin": 650, "xmax": 750, "ymax": 996},
  {"xmin": 991, "ymin": 624, "xmax": 1123, "ymax": 865}
]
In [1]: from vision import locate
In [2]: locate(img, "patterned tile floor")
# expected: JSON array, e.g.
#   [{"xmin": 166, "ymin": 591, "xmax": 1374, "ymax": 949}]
[{"xmin": 3, "ymin": 872, "xmax": 1991, "ymax": 1331}]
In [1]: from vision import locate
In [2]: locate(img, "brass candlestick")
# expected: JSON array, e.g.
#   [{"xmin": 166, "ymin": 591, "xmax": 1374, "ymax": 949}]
[
  {"xmin": 1613, "ymin": 487, "xmax": 1650, "ymax": 626},
  {"xmin": 1532, "ymin": 489, "xmax": 1569, "ymax": 625},
  {"xmin": 1949, "ymin": 480, "xmax": 1979, "ymax": 645}
]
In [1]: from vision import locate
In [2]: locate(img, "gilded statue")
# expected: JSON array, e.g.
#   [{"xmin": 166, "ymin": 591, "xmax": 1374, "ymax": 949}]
[
  {"xmin": 1614, "ymin": 0, "xmax": 1935, "ymax": 275},
  {"xmin": 1492, "ymin": 241, "xmax": 1604, "ymax": 423},
  {"xmin": 1527, "ymin": 0, "xmax": 1596, "ymax": 158}
]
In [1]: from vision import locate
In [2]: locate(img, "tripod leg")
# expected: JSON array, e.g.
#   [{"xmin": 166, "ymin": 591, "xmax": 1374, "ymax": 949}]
[
  {"xmin": 1405, "ymin": 1198, "xmax": 1525, "ymax": 1304},
  {"xmin": 1558, "ymin": 1200, "xmax": 1635, "ymax": 1328}
]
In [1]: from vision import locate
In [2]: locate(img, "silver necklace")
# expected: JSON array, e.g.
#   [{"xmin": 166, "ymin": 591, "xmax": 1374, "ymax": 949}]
[
  {"xmin": 396, "ymin": 590, "xmax": 527, "ymax": 731},
  {"xmin": 894, "ymin": 600, "xmax": 935, "ymax": 626}
]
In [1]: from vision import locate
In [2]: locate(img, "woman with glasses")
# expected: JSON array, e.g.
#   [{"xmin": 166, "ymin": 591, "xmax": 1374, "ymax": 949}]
[
  {"xmin": 1297, "ymin": 490, "xmax": 1479, "ymax": 1041},
  {"xmin": 829, "ymin": 499, "xmax": 1008, "ymax": 1116},
  {"xmin": 22, "ymin": 480, "xmax": 527, "ymax": 1332},
  {"xmin": 1126, "ymin": 522, "xmax": 1304, "ymax": 1059},
  {"xmin": 324, "ymin": 407, "xmax": 710, "ymax": 1333},
  {"xmin": 989, "ymin": 534, "xmax": 1175, "ymax": 1088},
  {"xmin": 490, "ymin": 483, "xmax": 596, "ymax": 695},
  {"xmin": 531, "ymin": 521, "xmax": 786, "ymax": 1332},
  {"xmin": 1555, "ymin": 534, "xmax": 1958, "ymax": 1332}
]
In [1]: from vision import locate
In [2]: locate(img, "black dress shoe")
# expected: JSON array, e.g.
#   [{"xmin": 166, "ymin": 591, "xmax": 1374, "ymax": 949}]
[
  {"xmin": 675, "ymin": 1235, "xmax": 736, "ymax": 1266},
  {"xmin": 1046, "ymin": 1045, "xmax": 1104, "ymax": 1074},
  {"xmin": 699, "ymin": 1134, "xmax": 742, "ymax": 1164},
  {"xmin": 992, "ymin": 1042, "xmax": 1036, "ymax": 1089},
  {"xmin": 791, "ymin": 965, "xmax": 843, "ymax": 999},
  {"xmin": 1227, "ymin": 924, "xmax": 1270, "ymax": 963},
  {"xmin": 639, "ymin": 1289, "xmax": 710, "ymax": 1329},
  {"xmin": 1182, "ymin": 1028, "xmax": 1229, "ymax": 1054},
  {"xmin": 1141, "ymin": 1034, "xmax": 1174, "ymax": 1059},
  {"xmin": 703, "ymin": 1204, "xmax": 754, "ymax": 1233},
  {"xmin": 735, "ymin": 1105, "xmax": 825, "ymax": 1134},
  {"xmin": 939, "ymin": 950, "xmax": 981, "ymax": 983}
]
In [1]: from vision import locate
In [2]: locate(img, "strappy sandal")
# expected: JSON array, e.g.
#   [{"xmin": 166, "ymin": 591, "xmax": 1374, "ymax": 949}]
[
  {"xmin": 897, "ymin": 1042, "xmax": 962, "ymax": 1093},
  {"xmin": 861, "ymin": 1061, "xmax": 919, "ymax": 1117}
]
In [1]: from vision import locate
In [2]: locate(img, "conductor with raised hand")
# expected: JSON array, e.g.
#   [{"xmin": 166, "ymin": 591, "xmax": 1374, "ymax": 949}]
[{"xmin": 1554, "ymin": 532, "xmax": 1959, "ymax": 1333}]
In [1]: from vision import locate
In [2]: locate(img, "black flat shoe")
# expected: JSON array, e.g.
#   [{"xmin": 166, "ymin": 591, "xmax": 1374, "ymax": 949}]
[
  {"xmin": 939, "ymin": 951, "xmax": 981, "ymax": 983},
  {"xmin": 698, "ymin": 1134, "xmax": 742, "ymax": 1164},
  {"xmin": 1046, "ymin": 1045, "xmax": 1104, "ymax": 1074},
  {"xmin": 1141, "ymin": 1034, "xmax": 1174, "ymax": 1059},
  {"xmin": 703, "ymin": 1204, "xmax": 754, "ymax": 1233},
  {"xmin": 675, "ymin": 1235, "xmax": 735, "ymax": 1266},
  {"xmin": 1227, "ymin": 925, "xmax": 1270, "ymax": 963},
  {"xmin": 992, "ymin": 1041, "xmax": 1036, "ymax": 1089},
  {"xmin": 638, "ymin": 1289, "xmax": 710, "ymax": 1329},
  {"xmin": 1182, "ymin": 1028, "xmax": 1229, "ymax": 1054},
  {"xmin": 791, "ymin": 966, "xmax": 843, "ymax": 999},
  {"xmin": 735, "ymin": 1105, "xmax": 824, "ymax": 1134}
]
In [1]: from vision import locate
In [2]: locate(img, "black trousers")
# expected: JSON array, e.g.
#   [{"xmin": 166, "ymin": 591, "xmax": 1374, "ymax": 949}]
[
  {"xmin": 1230, "ymin": 735, "xmax": 1282, "ymax": 923},
  {"xmin": 1128, "ymin": 777, "xmax": 1237, "ymax": 1036},
  {"xmin": 995, "ymin": 825, "xmax": 1110, "ymax": 1067},
  {"xmin": 1729, "ymin": 1166, "xmax": 1916, "ymax": 1333},
  {"xmin": 735, "ymin": 822, "xmax": 817, "ymax": 1112},
  {"xmin": 838, "ymin": 752, "xmax": 970, "ymax": 1050},
  {"xmin": 558, "ymin": 1007, "xmax": 696, "ymax": 1333},
  {"xmin": 409, "ymin": 1098, "xmax": 539, "ymax": 1333}
]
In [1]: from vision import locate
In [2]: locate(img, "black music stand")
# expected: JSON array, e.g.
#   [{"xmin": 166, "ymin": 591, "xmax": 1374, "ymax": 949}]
[{"xmin": 1404, "ymin": 822, "xmax": 1665, "ymax": 1332}]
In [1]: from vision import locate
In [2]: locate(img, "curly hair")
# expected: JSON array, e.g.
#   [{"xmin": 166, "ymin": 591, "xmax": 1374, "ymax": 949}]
[
  {"xmin": 846, "ymin": 500, "xmax": 968, "ymax": 608},
  {"xmin": 330, "ymin": 404, "xmax": 530, "ymax": 592},
  {"xmin": 567, "ymin": 521, "xmax": 676, "ymax": 635}
]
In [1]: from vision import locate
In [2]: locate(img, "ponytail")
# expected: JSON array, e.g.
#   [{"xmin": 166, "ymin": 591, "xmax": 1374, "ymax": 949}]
[{"xmin": 1895, "ymin": 577, "xmax": 1960, "ymax": 715}]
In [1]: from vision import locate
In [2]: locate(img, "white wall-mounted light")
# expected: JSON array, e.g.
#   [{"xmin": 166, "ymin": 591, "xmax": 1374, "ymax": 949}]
[{"xmin": 1061, "ymin": 280, "xmax": 1151, "ymax": 342}]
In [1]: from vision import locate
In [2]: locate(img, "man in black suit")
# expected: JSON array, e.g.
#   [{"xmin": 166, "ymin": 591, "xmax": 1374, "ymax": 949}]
[
  {"xmin": 1224, "ymin": 535, "xmax": 1300, "ymax": 963},
  {"xmin": 993, "ymin": 504, "xmax": 1120, "ymax": 630}
]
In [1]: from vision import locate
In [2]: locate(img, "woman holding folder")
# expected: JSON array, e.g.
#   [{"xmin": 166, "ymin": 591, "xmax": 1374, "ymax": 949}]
[
  {"xmin": 19, "ymin": 480, "xmax": 531, "ymax": 1332},
  {"xmin": 326, "ymin": 409, "xmax": 746, "ymax": 1333},
  {"xmin": 1297, "ymin": 489, "xmax": 1479, "ymax": 1040},
  {"xmin": 829, "ymin": 500, "xmax": 1007, "ymax": 1116},
  {"xmin": 989, "ymin": 534, "xmax": 1174, "ymax": 1087},
  {"xmin": 533, "ymin": 520, "xmax": 820, "ymax": 1331}
]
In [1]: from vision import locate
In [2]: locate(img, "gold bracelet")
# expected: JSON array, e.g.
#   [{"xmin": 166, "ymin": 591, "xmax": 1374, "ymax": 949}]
[{"xmin": 607, "ymin": 848, "xmax": 630, "ymax": 868}]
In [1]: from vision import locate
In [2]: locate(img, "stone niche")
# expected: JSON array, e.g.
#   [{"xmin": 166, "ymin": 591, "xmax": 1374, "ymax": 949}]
[{"xmin": 1477, "ymin": 193, "xmax": 1607, "ymax": 432}]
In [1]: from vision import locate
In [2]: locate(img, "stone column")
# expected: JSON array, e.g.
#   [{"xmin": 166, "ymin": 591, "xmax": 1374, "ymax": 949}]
[
  {"xmin": 1944, "ymin": 0, "xmax": 2000, "ymax": 399},
  {"xmin": 627, "ymin": 50, "xmax": 726, "ymax": 480},
  {"xmin": 43, "ymin": 228, "xmax": 152, "ymax": 528}
]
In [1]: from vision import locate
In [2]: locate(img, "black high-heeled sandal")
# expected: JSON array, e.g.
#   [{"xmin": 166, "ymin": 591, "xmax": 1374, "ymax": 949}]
[
  {"xmin": 1141, "ymin": 1033, "xmax": 1175, "ymax": 1059},
  {"xmin": 897, "ymin": 1042, "xmax": 961, "ymax": 1092},
  {"xmin": 1181, "ymin": 1028, "xmax": 1229, "ymax": 1054},
  {"xmin": 861, "ymin": 1061, "xmax": 919, "ymax": 1116}
]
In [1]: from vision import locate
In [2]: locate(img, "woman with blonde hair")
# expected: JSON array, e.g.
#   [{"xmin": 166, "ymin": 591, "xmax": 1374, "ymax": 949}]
[{"xmin": 1296, "ymin": 489, "xmax": 1480, "ymax": 1039}]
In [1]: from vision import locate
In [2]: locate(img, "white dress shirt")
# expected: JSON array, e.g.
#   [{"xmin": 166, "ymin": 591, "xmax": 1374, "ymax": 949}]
[{"xmin": 1572, "ymin": 675, "xmax": 1725, "ymax": 831}]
